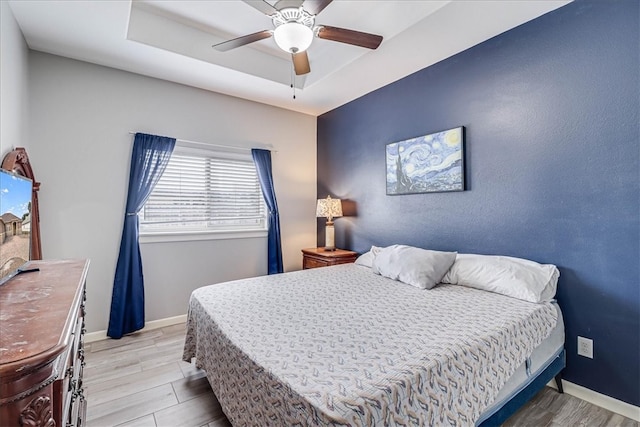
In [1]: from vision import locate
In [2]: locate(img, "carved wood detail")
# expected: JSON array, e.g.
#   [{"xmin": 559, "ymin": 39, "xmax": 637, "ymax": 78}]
[
  {"xmin": 19, "ymin": 395, "xmax": 55, "ymax": 427},
  {"xmin": 1, "ymin": 148, "xmax": 42, "ymax": 260}
]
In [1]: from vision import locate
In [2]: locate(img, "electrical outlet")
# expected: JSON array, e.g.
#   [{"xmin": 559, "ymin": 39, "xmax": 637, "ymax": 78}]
[{"xmin": 577, "ymin": 336, "xmax": 593, "ymax": 358}]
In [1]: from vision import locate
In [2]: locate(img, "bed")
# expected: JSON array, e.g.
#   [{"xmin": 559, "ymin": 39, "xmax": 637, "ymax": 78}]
[{"xmin": 183, "ymin": 247, "xmax": 565, "ymax": 426}]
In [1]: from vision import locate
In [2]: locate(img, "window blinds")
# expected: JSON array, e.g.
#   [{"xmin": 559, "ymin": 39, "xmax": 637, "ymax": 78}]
[{"xmin": 140, "ymin": 153, "xmax": 265, "ymax": 231}]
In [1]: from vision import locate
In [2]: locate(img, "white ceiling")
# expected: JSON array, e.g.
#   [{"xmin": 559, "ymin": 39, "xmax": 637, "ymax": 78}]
[{"xmin": 8, "ymin": 0, "xmax": 570, "ymax": 116}]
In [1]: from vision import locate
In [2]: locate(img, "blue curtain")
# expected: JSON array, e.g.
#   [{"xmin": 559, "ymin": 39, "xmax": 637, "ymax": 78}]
[
  {"xmin": 107, "ymin": 133, "xmax": 176, "ymax": 339},
  {"xmin": 252, "ymin": 149, "xmax": 283, "ymax": 274}
]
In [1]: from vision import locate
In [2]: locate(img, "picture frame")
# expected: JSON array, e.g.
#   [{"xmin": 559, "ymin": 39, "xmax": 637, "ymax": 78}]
[{"xmin": 386, "ymin": 126, "xmax": 465, "ymax": 195}]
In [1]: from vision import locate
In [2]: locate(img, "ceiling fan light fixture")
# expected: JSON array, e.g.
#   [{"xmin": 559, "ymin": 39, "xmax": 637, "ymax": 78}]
[{"xmin": 274, "ymin": 22, "xmax": 314, "ymax": 53}]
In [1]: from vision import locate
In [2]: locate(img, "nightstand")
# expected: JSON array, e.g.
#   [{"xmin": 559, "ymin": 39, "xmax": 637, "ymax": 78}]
[{"xmin": 302, "ymin": 247, "xmax": 358, "ymax": 269}]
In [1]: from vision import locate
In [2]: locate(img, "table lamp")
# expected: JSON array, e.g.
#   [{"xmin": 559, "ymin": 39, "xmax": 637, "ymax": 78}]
[{"xmin": 316, "ymin": 195, "xmax": 342, "ymax": 251}]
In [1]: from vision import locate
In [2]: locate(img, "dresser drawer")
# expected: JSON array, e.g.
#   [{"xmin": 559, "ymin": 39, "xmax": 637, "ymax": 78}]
[{"xmin": 303, "ymin": 257, "xmax": 329, "ymax": 269}]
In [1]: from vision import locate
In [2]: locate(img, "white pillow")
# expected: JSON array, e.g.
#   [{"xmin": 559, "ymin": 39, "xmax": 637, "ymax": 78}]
[
  {"xmin": 354, "ymin": 246, "xmax": 384, "ymax": 268},
  {"xmin": 372, "ymin": 245, "xmax": 457, "ymax": 289},
  {"xmin": 441, "ymin": 253, "xmax": 559, "ymax": 303},
  {"xmin": 354, "ymin": 251, "xmax": 374, "ymax": 267}
]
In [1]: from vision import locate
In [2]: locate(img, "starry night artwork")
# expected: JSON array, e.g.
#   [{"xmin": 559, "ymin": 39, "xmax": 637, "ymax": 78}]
[{"xmin": 386, "ymin": 126, "xmax": 465, "ymax": 195}]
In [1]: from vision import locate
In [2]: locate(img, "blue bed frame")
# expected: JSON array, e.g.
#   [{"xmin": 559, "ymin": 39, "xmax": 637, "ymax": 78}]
[{"xmin": 477, "ymin": 349, "xmax": 566, "ymax": 426}]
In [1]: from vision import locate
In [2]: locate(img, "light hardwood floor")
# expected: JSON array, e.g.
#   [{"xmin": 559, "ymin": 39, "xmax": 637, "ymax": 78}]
[{"xmin": 84, "ymin": 324, "xmax": 638, "ymax": 427}]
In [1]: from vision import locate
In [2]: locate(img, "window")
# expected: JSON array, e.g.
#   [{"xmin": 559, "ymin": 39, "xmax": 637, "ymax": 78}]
[{"xmin": 139, "ymin": 142, "xmax": 266, "ymax": 241}]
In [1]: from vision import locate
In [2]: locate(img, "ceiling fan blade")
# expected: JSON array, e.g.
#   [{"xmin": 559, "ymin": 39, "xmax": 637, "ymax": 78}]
[
  {"xmin": 213, "ymin": 30, "xmax": 273, "ymax": 52},
  {"xmin": 242, "ymin": 0, "xmax": 277, "ymax": 15},
  {"xmin": 316, "ymin": 26, "xmax": 383, "ymax": 50},
  {"xmin": 302, "ymin": 0, "xmax": 333, "ymax": 15},
  {"xmin": 292, "ymin": 51, "xmax": 311, "ymax": 75}
]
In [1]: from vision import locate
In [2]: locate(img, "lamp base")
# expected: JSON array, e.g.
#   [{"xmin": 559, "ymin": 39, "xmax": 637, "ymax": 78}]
[{"xmin": 324, "ymin": 222, "xmax": 336, "ymax": 251}]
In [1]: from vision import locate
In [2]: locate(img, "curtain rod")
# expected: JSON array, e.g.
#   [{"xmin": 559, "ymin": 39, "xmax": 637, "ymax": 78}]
[{"xmin": 128, "ymin": 132, "xmax": 275, "ymax": 152}]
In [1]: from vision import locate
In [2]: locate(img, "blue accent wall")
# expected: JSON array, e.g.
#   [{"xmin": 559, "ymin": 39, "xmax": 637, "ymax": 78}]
[{"xmin": 317, "ymin": 0, "xmax": 639, "ymax": 406}]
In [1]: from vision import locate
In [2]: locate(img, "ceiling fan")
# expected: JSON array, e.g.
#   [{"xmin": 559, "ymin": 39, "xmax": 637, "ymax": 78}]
[{"xmin": 212, "ymin": 0, "xmax": 383, "ymax": 76}]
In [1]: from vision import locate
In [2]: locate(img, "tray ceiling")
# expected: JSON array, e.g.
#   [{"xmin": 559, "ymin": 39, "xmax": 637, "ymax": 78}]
[{"xmin": 8, "ymin": 0, "xmax": 571, "ymax": 115}]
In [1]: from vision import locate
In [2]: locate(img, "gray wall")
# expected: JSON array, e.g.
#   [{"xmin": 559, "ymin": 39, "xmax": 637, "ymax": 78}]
[
  {"xmin": 0, "ymin": 2, "xmax": 29, "ymax": 154},
  {"xmin": 27, "ymin": 52, "xmax": 317, "ymax": 333}
]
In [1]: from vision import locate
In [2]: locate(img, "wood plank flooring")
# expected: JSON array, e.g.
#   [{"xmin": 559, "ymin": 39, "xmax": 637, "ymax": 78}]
[{"xmin": 84, "ymin": 324, "xmax": 638, "ymax": 427}]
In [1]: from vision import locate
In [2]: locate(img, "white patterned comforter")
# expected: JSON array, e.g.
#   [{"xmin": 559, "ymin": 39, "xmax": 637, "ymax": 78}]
[{"xmin": 183, "ymin": 264, "xmax": 557, "ymax": 427}]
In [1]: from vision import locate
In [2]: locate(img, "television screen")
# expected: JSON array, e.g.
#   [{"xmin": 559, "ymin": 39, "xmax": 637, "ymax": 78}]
[{"xmin": 0, "ymin": 168, "xmax": 33, "ymax": 285}]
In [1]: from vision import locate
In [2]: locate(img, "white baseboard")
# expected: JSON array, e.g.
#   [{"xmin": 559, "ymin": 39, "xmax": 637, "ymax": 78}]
[
  {"xmin": 548, "ymin": 379, "xmax": 640, "ymax": 421},
  {"xmin": 84, "ymin": 314, "xmax": 187, "ymax": 343}
]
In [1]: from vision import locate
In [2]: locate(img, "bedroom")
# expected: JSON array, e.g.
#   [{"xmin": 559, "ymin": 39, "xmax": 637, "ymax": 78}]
[{"xmin": 0, "ymin": 0, "xmax": 637, "ymax": 425}]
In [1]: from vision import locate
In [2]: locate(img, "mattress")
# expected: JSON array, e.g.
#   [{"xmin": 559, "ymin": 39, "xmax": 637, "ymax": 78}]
[
  {"xmin": 476, "ymin": 303, "xmax": 564, "ymax": 425},
  {"xmin": 183, "ymin": 264, "xmax": 559, "ymax": 426}
]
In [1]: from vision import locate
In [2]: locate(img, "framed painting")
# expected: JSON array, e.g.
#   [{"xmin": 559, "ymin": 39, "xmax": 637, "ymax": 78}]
[{"xmin": 386, "ymin": 126, "xmax": 465, "ymax": 195}]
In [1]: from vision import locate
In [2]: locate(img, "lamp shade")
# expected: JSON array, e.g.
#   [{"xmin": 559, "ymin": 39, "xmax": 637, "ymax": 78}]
[
  {"xmin": 316, "ymin": 195, "xmax": 342, "ymax": 221},
  {"xmin": 274, "ymin": 22, "xmax": 313, "ymax": 53}
]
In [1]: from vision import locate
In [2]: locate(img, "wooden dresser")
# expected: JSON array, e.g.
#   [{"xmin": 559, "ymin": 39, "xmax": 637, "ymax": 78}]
[
  {"xmin": 302, "ymin": 247, "xmax": 358, "ymax": 269},
  {"xmin": 0, "ymin": 259, "xmax": 90, "ymax": 427}
]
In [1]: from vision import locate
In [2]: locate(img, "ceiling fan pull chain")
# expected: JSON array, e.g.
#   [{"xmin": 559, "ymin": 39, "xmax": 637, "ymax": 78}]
[{"xmin": 291, "ymin": 66, "xmax": 296, "ymax": 99}]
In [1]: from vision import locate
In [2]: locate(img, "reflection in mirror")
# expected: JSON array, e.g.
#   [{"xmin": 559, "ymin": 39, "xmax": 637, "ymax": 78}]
[{"xmin": 1, "ymin": 148, "xmax": 42, "ymax": 260}]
